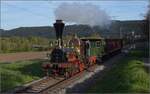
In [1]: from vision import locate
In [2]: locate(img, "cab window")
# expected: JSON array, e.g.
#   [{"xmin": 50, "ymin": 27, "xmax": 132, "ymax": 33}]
[{"xmin": 96, "ymin": 41, "xmax": 101, "ymax": 47}]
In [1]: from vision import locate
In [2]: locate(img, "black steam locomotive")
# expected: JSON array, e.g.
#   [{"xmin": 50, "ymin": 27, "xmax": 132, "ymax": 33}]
[{"xmin": 42, "ymin": 20, "xmax": 123, "ymax": 78}]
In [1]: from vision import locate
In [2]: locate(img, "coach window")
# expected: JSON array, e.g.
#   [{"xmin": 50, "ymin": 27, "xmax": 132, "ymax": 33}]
[{"xmin": 96, "ymin": 41, "xmax": 101, "ymax": 47}]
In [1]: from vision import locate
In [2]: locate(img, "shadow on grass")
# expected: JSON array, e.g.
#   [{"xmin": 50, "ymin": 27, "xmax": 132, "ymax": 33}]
[{"xmin": 18, "ymin": 60, "xmax": 44, "ymax": 78}]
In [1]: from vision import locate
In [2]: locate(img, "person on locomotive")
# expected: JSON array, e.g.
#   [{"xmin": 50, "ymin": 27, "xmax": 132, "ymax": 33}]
[
  {"xmin": 68, "ymin": 34, "xmax": 82, "ymax": 55},
  {"xmin": 85, "ymin": 40, "xmax": 91, "ymax": 58}
]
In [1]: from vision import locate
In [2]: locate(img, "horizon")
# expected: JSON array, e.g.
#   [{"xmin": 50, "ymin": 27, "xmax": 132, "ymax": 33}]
[
  {"xmin": 1, "ymin": 19, "xmax": 145, "ymax": 31},
  {"xmin": 1, "ymin": 0, "xmax": 149, "ymax": 30}
]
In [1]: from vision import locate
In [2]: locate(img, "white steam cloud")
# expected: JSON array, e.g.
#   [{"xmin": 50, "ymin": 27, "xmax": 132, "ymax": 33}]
[{"xmin": 55, "ymin": 3, "xmax": 111, "ymax": 27}]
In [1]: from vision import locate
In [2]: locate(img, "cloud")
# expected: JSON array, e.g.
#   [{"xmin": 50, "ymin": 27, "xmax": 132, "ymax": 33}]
[{"xmin": 54, "ymin": 3, "xmax": 111, "ymax": 27}]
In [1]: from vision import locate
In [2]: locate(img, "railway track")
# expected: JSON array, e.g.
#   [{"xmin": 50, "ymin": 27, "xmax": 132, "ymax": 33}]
[
  {"xmin": 12, "ymin": 52, "xmax": 126, "ymax": 94},
  {"xmin": 13, "ymin": 65, "xmax": 97, "ymax": 94}
]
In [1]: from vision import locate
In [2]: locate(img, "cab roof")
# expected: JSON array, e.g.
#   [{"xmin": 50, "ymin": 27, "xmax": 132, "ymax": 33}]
[{"xmin": 80, "ymin": 37, "xmax": 104, "ymax": 41}]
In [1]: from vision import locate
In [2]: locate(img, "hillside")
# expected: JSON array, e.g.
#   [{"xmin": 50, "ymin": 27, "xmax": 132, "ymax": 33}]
[{"xmin": 0, "ymin": 20, "xmax": 146, "ymax": 38}]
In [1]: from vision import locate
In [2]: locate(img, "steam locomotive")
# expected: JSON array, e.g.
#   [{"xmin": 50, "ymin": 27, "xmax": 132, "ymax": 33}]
[{"xmin": 42, "ymin": 20, "xmax": 123, "ymax": 78}]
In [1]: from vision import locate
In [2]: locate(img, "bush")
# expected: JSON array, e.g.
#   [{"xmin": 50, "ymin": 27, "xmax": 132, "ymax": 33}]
[{"xmin": 0, "ymin": 37, "xmax": 50, "ymax": 53}]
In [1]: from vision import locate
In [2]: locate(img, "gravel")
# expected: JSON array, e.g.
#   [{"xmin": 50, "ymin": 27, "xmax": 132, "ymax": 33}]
[{"xmin": 66, "ymin": 53, "xmax": 125, "ymax": 93}]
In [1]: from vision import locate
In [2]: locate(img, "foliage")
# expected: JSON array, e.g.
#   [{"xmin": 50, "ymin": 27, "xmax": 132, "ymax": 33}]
[
  {"xmin": 90, "ymin": 32, "xmax": 101, "ymax": 38},
  {"xmin": 87, "ymin": 57, "xmax": 150, "ymax": 93},
  {"xmin": 129, "ymin": 42, "xmax": 149, "ymax": 58},
  {"xmin": 0, "ymin": 60, "xmax": 44, "ymax": 92},
  {"xmin": 0, "ymin": 37, "xmax": 50, "ymax": 53},
  {"xmin": 0, "ymin": 20, "xmax": 146, "ymax": 38},
  {"xmin": 144, "ymin": 4, "xmax": 150, "ymax": 39},
  {"xmin": 87, "ymin": 46, "xmax": 150, "ymax": 93},
  {"xmin": 129, "ymin": 50, "xmax": 149, "ymax": 58}
]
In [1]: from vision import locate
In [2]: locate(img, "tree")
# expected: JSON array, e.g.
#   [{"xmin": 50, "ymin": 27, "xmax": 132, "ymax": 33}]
[
  {"xmin": 90, "ymin": 32, "xmax": 102, "ymax": 38},
  {"xmin": 144, "ymin": 3, "xmax": 150, "ymax": 40}
]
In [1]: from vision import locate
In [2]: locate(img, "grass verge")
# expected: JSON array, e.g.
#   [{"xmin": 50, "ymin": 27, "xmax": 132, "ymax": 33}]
[
  {"xmin": 0, "ymin": 60, "xmax": 44, "ymax": 92},
  {"xmin": 87, "ymin": 48, "xmax": 150, "ymax": 93}
]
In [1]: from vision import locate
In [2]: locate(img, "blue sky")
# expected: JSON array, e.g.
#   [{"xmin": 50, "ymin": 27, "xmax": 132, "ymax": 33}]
[{"xmin": 1, "ymin": 0, "xmax": 149, "ymax": 30}]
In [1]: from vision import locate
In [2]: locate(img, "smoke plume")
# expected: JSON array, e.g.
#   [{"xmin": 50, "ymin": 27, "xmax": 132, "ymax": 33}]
[{"xmin": 55, "ymin": 3, "xmax": 111, "ymax": 27}]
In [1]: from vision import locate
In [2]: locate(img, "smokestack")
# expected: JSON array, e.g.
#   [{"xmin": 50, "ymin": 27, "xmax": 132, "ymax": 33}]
[
  {"xmin": 53, "ymin": 20, "xmax": 65, "ymax": 48},
  {"xmin": 53, "ymin": 20, "xmax": 65, "ymax": 39}
]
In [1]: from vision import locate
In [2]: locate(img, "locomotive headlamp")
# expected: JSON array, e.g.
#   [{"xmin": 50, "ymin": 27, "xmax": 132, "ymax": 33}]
[{"xmin": 53, "ymin": 20, "xmax": 65, "ymax": 48}]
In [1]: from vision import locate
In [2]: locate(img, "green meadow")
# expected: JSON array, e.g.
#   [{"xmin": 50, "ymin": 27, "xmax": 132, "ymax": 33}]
[{"xmin": 0, "ymin": 60, "xmax": 44, "ymax": 92}]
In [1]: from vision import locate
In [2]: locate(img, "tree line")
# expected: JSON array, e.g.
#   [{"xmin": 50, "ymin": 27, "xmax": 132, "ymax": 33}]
[
  {"xmin": 0, "ymin": 37, "xmax": 50, "ymax": 53},
  {"xmin": 0, "ymin": 20, "xmax": 146, "ymax": 39}
]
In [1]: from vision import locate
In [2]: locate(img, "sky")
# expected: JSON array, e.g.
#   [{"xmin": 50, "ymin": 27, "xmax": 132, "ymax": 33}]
[{"xmin": 0, "ymin": 0, "xmax": 149, "ymax": 30}]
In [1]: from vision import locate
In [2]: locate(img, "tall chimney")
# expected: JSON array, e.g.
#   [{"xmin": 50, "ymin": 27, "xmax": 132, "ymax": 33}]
[{"xmin": 53, "ymin": 20, "xmax": 65, "ymax": 48}]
